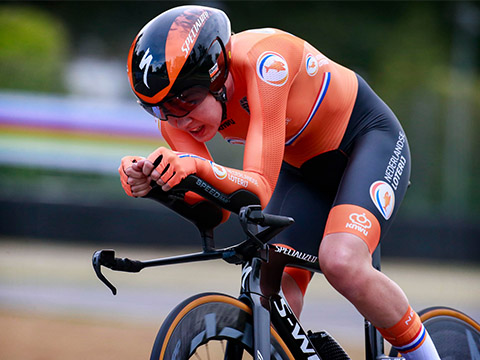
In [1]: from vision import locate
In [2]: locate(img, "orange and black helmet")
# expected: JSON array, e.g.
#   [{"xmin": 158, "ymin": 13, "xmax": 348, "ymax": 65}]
[{"xmin": 127, "ymin": 5, "xmax": 231, "ymax": 118}]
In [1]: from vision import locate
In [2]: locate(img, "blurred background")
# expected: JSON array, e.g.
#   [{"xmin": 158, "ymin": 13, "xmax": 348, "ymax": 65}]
[{"xmin": 0, "ymin": 1, "xmax": 479, "ymax": 359}]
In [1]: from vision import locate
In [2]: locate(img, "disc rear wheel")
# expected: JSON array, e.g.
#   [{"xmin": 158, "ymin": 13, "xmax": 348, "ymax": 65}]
[{"xmin": 389, "ymin": 306, "xmax": 480, "ymax": 359}]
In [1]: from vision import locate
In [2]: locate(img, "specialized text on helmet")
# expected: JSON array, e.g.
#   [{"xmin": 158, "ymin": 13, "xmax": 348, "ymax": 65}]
[{"xmin": 181, "ymin": 11, "xmax": 210, "ymax": 58}]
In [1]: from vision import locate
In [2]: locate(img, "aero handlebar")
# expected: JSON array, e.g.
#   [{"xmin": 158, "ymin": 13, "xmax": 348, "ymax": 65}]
[
  {"xmin": 143, "ymin": 174, "xmax": 262, "ymax": 231},
  {"xmin": 93, "ymin": 174, "xmax": 294, "ymax": 295}
]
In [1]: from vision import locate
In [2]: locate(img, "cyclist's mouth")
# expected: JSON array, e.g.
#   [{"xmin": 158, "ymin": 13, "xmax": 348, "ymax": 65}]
[{"xmin": 189, "ymin": 125, "xmax": 204, "ymax": 136}]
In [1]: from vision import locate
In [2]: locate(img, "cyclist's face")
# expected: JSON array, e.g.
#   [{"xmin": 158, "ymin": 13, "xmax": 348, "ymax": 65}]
[{"xmin": 167, "ymin": 93, "xmax": 222, "ymax": 143}]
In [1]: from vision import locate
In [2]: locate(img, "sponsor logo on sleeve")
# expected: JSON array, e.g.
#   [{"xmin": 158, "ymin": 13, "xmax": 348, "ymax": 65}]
[
  {"xmin": 208, "ymin": 161, "xmax": 255, "ymax": 188},
  {"xmin": 370, "ymin": 181, "xmax": 395, "ymax": 220},
  {"xmin": 209, "ymin": 161, "xmax": 227, "ymax": 180},
  {"xmin": 256, "ymin": 51, "xmax": 289, "ymax": 86},
  {"xmin": 306, "ymin": 53, "xmax": 318, "ymax": 76}
]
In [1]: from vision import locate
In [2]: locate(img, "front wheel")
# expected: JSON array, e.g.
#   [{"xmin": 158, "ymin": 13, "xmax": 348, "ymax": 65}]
[
  {"xmin": 150, "ymin": 292, "xmax": 294, "ymax": 360},
  {"xmin": 389, "ymin": 306, "xmax": 480, "ymax": 359}
]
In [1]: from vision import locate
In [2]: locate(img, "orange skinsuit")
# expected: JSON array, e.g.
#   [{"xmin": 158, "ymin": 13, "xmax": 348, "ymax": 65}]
[
  {"xmin": 145, "ymin": 26, "xmax": 438, "ymax": 360},
  {"xmin": 160, "ymin": 29, "xmax": 358, "ymax": 208}
]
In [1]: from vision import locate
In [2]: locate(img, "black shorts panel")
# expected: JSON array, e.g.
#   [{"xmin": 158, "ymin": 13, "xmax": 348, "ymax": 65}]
[{"xmin": 266, "ymin": 74, "xmax": 411, "ymax": 256}]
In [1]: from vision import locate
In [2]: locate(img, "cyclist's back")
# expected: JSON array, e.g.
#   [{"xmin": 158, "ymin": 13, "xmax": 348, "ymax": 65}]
[{"xmin": 222, "ymin": 28, "xmax": 357, "ymax": 168}]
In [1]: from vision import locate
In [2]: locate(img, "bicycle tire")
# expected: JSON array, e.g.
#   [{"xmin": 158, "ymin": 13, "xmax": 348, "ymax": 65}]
[
  {"xmin": 150, "ymin": 292, "xmax": 294, "ymax": 360},
  {"xmin": 389, "ymin": 306, "xmax": 480, "ymax": 359}
]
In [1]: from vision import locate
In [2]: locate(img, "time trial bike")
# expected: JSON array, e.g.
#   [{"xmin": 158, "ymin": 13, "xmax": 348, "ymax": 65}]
[{"xmin": 93, "ymin": 175, "xmax": 480, "ymax": 359}]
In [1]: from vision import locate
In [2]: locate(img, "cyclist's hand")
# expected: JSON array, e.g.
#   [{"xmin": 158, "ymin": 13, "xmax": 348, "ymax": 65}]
[
  {"xmin": 118, "ymin": 155, "xmax": 151, "ymax": 197},
  {"xmin": 146, "ymin": 147, "xmax": 197, "ymax": 192}
]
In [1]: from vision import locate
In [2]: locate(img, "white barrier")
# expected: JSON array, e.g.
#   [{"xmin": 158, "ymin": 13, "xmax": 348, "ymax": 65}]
[{"xmin": 0, "ymin": 91, "xmax": 165, "ymax": 174}]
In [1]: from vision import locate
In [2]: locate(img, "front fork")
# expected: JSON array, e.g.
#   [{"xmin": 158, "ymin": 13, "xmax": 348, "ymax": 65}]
[{"xmin": 241, "ymin": 257, "xmax": 272, "ymax": 360}]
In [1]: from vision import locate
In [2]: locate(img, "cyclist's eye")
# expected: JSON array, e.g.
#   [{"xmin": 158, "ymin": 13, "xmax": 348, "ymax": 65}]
[
  {"xmin": 164, "ymin": 97, "xmax": 197, "ymax": 112},
  {"xmin": 178, "ymin": 90, "xmax": 204, "ymax": 104},
  {"xmin": 156, "ymin": 86, "xmax": 210, "ymax": 118}
]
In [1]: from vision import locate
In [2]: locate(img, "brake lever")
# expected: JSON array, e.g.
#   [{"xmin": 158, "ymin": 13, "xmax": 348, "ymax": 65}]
[{"xmin": 92, "ymin": 250, "xmax": 118, "ymax": 295}]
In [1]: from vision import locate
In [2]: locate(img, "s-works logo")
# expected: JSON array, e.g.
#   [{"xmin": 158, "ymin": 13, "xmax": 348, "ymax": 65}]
[{"xmin": 256, "ymin": 51, "xmax": 289, "ymax": 86}]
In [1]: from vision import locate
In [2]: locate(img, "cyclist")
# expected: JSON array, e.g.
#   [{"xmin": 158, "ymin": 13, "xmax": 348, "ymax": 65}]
[{"xmin": 119, "ymin": 5, "xmax": 440, "ymax": 360}]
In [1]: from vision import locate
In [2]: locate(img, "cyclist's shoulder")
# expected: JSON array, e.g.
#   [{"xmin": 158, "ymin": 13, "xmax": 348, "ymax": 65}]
[{"xmin": 232, "ymin": 28, "xmax": 305, "ymax": 60}]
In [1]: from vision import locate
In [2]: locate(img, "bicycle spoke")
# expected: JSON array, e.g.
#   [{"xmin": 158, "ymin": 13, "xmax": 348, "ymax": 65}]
[{"xmin": 206, "ymin": 342, "xmax": 211, "ymax": 360}]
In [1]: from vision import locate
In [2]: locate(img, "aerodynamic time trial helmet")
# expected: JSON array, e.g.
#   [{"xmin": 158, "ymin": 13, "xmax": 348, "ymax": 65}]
[{"xmin": 127, "ymin": 5, "xmax": 232, "ymax": 120}]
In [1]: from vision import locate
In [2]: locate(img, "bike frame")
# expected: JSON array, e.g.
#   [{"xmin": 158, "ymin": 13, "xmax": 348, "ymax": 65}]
[
  {"xmin": 93, "ymin": 176, "xmax": 400, "ymax": 359},
  {"xmin": 239, "ymin": 245, "xmax": 388, "ymax": 360},
  {"xmin": 93, "ymin": 211, "xmax": 390, "ymax": 360},
  {"xmin": 241, "ymin": 255, "xmax": 320, "ymax": 359}
]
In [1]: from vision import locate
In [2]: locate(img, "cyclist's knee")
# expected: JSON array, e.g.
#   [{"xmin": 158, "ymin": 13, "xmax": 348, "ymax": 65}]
[{"xmin": 319, "ymin": 233, "xmax": 372, "ymax": 292}]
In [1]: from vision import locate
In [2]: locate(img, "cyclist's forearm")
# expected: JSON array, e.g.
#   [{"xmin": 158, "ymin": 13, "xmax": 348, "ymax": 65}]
[{"xmin": 192, "ymin": 156, "xmax": 273, "ymax": 208}]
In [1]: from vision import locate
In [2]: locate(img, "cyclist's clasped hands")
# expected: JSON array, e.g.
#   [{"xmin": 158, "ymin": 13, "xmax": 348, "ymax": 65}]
[{"xmin": 119, "ymin": 147, "xmax": 197, "ymax": 196}]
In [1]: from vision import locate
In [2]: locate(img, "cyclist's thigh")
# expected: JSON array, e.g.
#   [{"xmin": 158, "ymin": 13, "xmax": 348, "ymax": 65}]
[
  {"xmin": 266, "ymin": 157, "xmax": 346, "ymax": 256},
  {"xmin": 333, "ymin": 121, "xmax": 411, "ymax": 245},
  {"xmin": 265, "ymin": 160, "xmax": 340, "ymax": 256}
]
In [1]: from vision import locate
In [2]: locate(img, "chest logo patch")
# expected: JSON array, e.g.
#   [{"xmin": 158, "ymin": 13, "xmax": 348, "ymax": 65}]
[{"xmin": 256, "ymin": 51, "xmax": 289, "ymax": 87}]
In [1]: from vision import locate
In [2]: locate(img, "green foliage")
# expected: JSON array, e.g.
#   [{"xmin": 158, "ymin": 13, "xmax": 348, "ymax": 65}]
[
  {"xmin": 371, "ymin": 3, "xmax": 449, "ymax": 106},
  {"xmin": 0, "ymin": 5, "xmax": 68, "ymax": 92}
]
